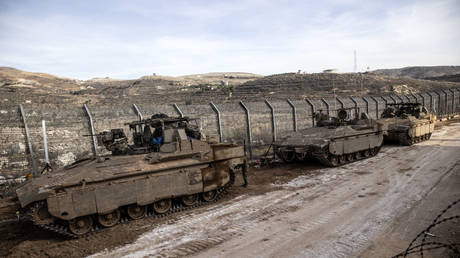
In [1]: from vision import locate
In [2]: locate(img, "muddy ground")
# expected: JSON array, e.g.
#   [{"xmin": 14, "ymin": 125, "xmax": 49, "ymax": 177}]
[{"xmin": 1, "ymin": 120, "xmax": 459, "ymax": 258}]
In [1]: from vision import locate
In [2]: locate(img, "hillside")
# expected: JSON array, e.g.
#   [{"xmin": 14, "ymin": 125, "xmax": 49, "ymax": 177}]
[
  {"xmin": 374, "ymin": 66, "xmax": 460, "ymax": 79},
  {"xmin": 233, "ymin": 72, "xmax": 459, "ymax": 100},
  {"xmin": 424, "ymin": 74, "xmax": 460, "ymax": 83},
  {"xmin": 0, "ymin": 67, "xmax": 459, "ymax": 108}
]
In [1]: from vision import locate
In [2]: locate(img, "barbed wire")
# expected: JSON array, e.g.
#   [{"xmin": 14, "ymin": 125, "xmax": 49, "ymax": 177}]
[{"xmin": 392, "ymin": 198, "xmax": 460, "ymax": 257}]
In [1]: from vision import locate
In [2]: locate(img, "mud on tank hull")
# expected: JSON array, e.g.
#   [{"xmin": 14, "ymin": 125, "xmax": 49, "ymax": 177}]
[
  {"xmin": 274, "ymin": 131, "xmax": 383, "ymax": 167},
  {"xmin": 14, "ymin": 143, "xmax": 245, "ymax": 237}
]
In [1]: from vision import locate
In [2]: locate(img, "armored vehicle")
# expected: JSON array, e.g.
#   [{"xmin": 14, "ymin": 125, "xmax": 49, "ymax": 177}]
[
  {"xmin": 3, "ymin": 115, "xmax": 246, "ymax": 237},
  {"xmin": 273, "ymin": 108, "xmax": 384, "ymax": 167},
  {"xmin": 377, "ymin": 103, "xmax": 436, "ymax": 145}
]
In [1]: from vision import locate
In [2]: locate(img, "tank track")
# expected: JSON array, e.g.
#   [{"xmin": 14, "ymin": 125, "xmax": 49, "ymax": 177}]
[
  {"xmin": 398, "ymin": 133, "xmax": 432, "ymax": 146},
  {"xmin": 313, "ymin": 147, "xmax": 381, "ymax": 167},
  {"xmin": 27, "ymin": 171, "xmax": 236, "ymax": 238}
]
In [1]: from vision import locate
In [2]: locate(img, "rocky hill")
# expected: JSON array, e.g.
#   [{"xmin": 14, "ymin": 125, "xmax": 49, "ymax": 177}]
[
  {"xmin": 1, "ymin": 67, "xmax": 459, "ymax": 108},
  {"xmin": 424, "ymin": 74, "xmax": 460, "ymax": 83},
  {"xmin": 373, "ymin": 66, "xmax": 460, "ymax": 79},
  {"xmin": 234, "ymin": 72, "xmax": 459, "ymax": 100}
]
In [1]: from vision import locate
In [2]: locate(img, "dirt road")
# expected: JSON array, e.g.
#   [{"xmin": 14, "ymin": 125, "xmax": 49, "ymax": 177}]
[
  {"xmin": 91, "ymin": 122, "xmax": 460, "ymax": 258},
  {"xmin": 2, "ymin": 121, "xmax": 459, "ymax": 257}
]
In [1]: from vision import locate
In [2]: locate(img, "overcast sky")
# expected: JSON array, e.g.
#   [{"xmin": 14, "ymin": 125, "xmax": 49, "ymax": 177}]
[{"xmin": 0, "ymin": 0, "xmax": 459, "ymax": 79}]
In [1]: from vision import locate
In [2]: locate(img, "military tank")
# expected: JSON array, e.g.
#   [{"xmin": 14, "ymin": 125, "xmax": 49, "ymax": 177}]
[
  {"xmin": 1, "ymin": 114, "xmax": 247, "ymax": 237},
  {"xmin": 273, "ymin": 108, "xmax": 384, "ymax": 167},
  {"xmin": 377, "ymin": 103, "xmax": 436, "ymax": 145}
]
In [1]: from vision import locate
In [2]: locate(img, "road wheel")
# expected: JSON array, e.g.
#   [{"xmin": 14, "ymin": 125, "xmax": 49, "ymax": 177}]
[
  {"xmin": 31, "ymin": 202, "xmax": 54, "ymax": 225},
  {"xmin": 280, "ymin": 150, "xmax": 295, "ymax": 163},
  {"xmin": 182, "ymin": 194, "xmax": 198, "ymax": 206},
  {"xmin": 363, "ymin": 149, "xmax": 370, "ymax": 158},
  {"xmin": 98, "ymin": 209, "xmax": 120, "ymax": 227},
  {"xmin": 202, "ymin": 190, "xmax": 217, "ymax": 202},
  {"xmin": 346, "ymin": 153, "xmax": 354, "ymax": 162},
  {"xmin": 127, "ymin": 204, "xmax": 146, "ymax": 220},
  {"xmin": 295, "ymin": 152, "xmax": 307, "ymax": 161},
  {"xmin": 153, "ymin": 199, "xmax": 172, "ymax": 214},
  {"xmin": 354, "ymin": 151, "xmax": 362, "ymax": 160},
  {"xmin": 328, "ymin": 155, "xmax": 339, "ymax": 167},
  {"xmin": 338, "ymin": 155, "xmax": 346, "ymax": 165},
  {"xmin": 69, "ymin": 216, "xmax": 93, "ymax": 235}
]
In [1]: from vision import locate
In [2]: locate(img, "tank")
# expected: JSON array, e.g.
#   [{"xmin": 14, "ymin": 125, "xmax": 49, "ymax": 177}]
[
  {"xmin": 2, "ymin": 114, "xmax": 246, "ymax": 237},
  {"xmin": 377, "ymin": 103, "xmax": 436, "ymax": 145},
  {"xmin": 273, "ymin": 108, "xmax": 384, "ymax": 167}
]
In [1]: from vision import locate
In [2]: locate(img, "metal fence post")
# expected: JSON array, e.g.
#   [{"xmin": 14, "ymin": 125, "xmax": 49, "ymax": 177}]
[
  {"xmin": 133, "ymin": 104, "xmax": 143, "ymax": 121},
  {"xmin": 336, "ymin": 97, "xmax": 344, "ymax": 109},
  {"xmin": 286, "ymin": 99, "xmax": 297, "ymax": 132},
  {"xmin": 209, "ymin": 102, "xmax": 223, "ymax": 143},
  {"xmin": 381, "ymin": 96, "xmax": 388, "ymax": 108},
  {"xmin": 265, "ymin": 100, "xmax": 277, "ymax": 143},
  {"xmin": 411, "ymin": 93, "xmax": 418, "ymax": 104},
  {"xmin": 305, "ymin": 98, "xmax": 316, "ymax": 127},
  {"xmin": 239, "ymin": 101, "xmax": 253, "ymax": 160},
  {"xmin": 434, "ymin": 91, "xmax": 441, "ymax": 116},
  {"xmin": 404, "ymin": 95, "xmax": 411, "ymax": 103},
  {"xmin": 370, "ymin": 96, "xmax": 379, "ymax": 119},
  {"xmin": 389, "ymin": 95, "xmax": 397, "ymax": 104},
  {"xmin": 418, "ymin": 93, "xmax": 425, "ymax": 108},
  {"xmin": 42, "ymin": 120, "xmax": 49, "ymax": 165},
  {"xmin": 321, "ymin": 98, "xmax": 330, "ymax": 116},
  {"xmin": 362, "ymin": 97, "xmax": 370, "ymax": 115},
  {"xmin": 173, "ymin": 103, "xmax": 184, "ymax": 118},
  {"xmin": 441, "ymin": 90, "xmax": 449, "ymax": 115},
  {"xmin": 427, "ymin": 92, "xmax": 434, "ymax": 112},
  {"xmin": 19, "ymin": 104, "xmax": 37, "ymax": 176},
  {"xmin": 83, "ymin": 104, "xmax": 98, "ymax": 158},
  {"xmin": 452, "ymin": 89, "xmax": 456, "ymax": 115}
]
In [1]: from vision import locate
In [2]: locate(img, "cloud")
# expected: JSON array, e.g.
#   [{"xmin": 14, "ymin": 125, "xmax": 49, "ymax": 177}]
[{"xmin": 0, "ymin": 0, "xmax": 459, "ymax": 79}]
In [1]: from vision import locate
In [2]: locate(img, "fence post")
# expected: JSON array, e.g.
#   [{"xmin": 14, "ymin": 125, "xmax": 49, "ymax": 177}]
[
  {"xmin": 411, "ymin": 93, "xmax": 418, "ymax": 104},
  {"xmin": 173, "ymin": 103, "xmax": 184, "ymax": 118},
  {"xmin": 42, "ymin": 120, "xmax": 50, "ymax": 166},
  {"xmin": 83, "ymin": 104, "xmax": 98, "ymax": 158},
  {"xmin": 286, "ymin": 99, "xmax": 297, "ymax": 132},
  {"xmin": 381, "ymin": 96, "xmax": 388, "ymax": 108},
  {"xmin": 441, "ymin": 90, "xmax": 449, "ymax": 115},
  {"xmin": 336, "ymin": 97, "xmax": 344, "ymax": 109},
  {"xmin": 452, "ymin": 89, "xmax": 456, "ymax": 115},
  {"xmin": 239, "ymin": 101, "xmax": 253, "ymax": 160},
  {"xmin": 305, "ymin": 98, "xmax": 316, "ymax": 127},
  {"xmin": 389, "ymin": 95, "xmax": 397, "ymax": 104},
  {"xmin": 418, "ymin": 93, "xmax": 425, "ymax": 108},
  {"xmin": 19, "ymin": 104, "xmax": 37, "ymax": 176},
  {"xmin": 434, "ymin": 91, "xmax": 441, "ymax": 116},
  {"xmin": 265, "ymin": 100, "xmax": 277, "ymax": 144},
  {"xmin": 133, "ymin": 104, "xmax": 143, "ymax": 121},
  {"xmin": 362, "ymin": 97, "xmax": 370, "ymax": 115},
  {"xmin": 404, "ymin": 95, "xmax": 411, "ymax": 103},
  {"xmin": 321, "ymin": 98, "xmax": 330, "ymax": 116},
  {"xmin": 370, "ymin": 96, "xmax": 379, "ymax": 119},
  {"xmin": 209, "ymin": 102, "xmax": 223, "ymax": 143},
  {"xmin": 426, "ymin": 92, "xmax": 434, "ymax": 112}
]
